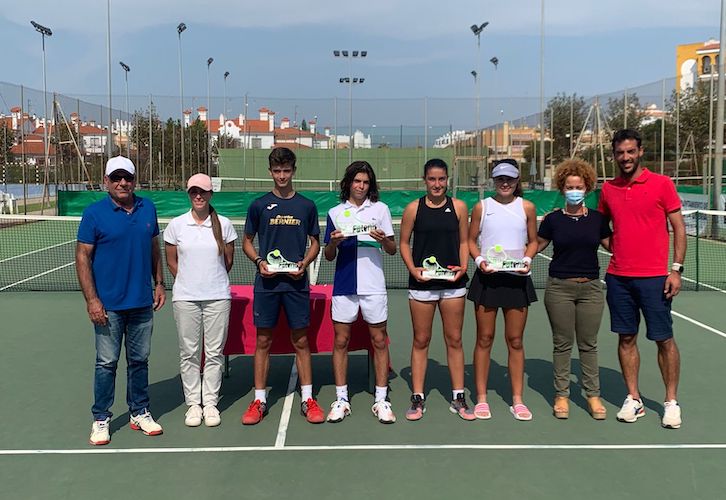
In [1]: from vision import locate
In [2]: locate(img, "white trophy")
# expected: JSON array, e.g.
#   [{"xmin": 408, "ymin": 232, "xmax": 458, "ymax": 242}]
[
  {"xmin": 485, "ymin": 244, "xmax": 527, "ymax": 271},
  {"xmin": 335, "ymin": 209, "xmax": 377, "ymax": 237},
  {"xmin": 265, "ymin": 249, "xmax": 299, "ymax": 273},
  {"xmin": 421, "ymin": 255, "xmax": 457, "ymax": 281}
]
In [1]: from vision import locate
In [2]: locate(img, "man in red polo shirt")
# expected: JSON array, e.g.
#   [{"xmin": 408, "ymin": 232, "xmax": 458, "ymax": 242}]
[{"xmin": 599, "ymin": 129, "xmax": 686, "ymax": 429}]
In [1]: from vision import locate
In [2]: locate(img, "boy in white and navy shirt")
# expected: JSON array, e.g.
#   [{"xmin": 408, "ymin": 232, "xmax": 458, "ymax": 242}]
[{"xmin": 323, "ymin": 161, "xmax": 397, "ymax": 423}]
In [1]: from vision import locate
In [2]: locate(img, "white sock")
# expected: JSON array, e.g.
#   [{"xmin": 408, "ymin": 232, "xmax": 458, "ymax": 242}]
[
  {"xmin": 414, "ymin": 392, "xmax": 425, "ymax": 400},
  {"xmin": 453, "ymin": 389, "xmax": 464, "ymax": 401},
  {"xmin": 301, "ymin": 384, "xmax": 313, "ymax": 401},
  {"xmin": 254, "ymin": 389, "xmax": 267, "ymax": 404},
  {"xmin": 374, "ymin": 386, "xmax": 388, "ymax": 403},
  {"xmin": 336, "ymin": 385, "xmax": 349, "ymax": 402}
]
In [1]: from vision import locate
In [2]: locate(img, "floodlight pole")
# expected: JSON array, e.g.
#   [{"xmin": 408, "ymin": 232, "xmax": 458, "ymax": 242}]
[
  {"xmin": 177, "ymin": 22, "xmax": 187, "ymax": 185},
  {"xmin": 471, "ymin": 22, "xmax": 488, "ymax": 180},
  {"xmin": 31, "ymin": 21, "xmax": 52, "ymax": 190},
  {"xmin": 334, "ymin": 50, "xmax": 366, "ymax": 163},
  {"xmin": 223, "ymin": 71, "xmax": 229, "ymax": 149},
  {"xmin": 120, "ymin": 61, "xmax": 130, "ymax": 157},
  {"xmin": 713, "ymin": 0, "xmax": 725, "ymax": 211},
  {"xmin": 539, "ymin": 0, "xmax": 546, "ymax": 182},
  {"xmin": 106, "ymin": 0, "xmax": 113, "ymax": 159},
  {"xmin": 206, "ymin": 57, "xmax": 213, "ymax": 175}
]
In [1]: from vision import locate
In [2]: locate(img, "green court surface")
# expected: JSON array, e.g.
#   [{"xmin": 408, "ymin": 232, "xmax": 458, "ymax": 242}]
[{"xmin": 1, "ymin": 290, "xmax": 726, "ymax": 499}]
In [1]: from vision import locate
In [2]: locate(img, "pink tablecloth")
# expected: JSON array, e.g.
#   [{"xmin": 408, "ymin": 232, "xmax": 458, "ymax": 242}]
[{"xmin": 224, "ymin": 284, "xmax": 372, "ymax": 355}]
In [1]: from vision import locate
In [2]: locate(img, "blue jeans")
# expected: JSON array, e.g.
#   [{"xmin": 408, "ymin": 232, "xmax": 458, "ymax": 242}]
[{"xmin": 92, "ymin": 306, "xmax": 153, "ymax": 420}]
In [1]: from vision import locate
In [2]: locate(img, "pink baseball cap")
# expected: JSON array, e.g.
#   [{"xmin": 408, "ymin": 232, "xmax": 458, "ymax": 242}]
[{"xmin": 186, "ymin": 173, "xmax": 213, "ymax": 192}]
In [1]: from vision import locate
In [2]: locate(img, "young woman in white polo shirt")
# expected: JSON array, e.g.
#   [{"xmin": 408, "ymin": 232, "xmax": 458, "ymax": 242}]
[
  {"xmin": 467, "ymin": 159, "xmax": 539, "ymax": 421},
  {"xmin": 164, "ymin": 173, "xmax": 238, "ymax": 427}
]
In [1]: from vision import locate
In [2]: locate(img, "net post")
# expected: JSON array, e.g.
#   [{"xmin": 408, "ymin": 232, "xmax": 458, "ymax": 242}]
[{"xmin": 695, "ymin": 210, "xmax": 700, "ymax": 291}]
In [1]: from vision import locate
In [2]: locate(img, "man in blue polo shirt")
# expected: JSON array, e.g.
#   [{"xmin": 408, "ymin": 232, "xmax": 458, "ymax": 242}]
[{"xmin": 76, "ymin": 156, "xmax": 166, "ymax": 446}]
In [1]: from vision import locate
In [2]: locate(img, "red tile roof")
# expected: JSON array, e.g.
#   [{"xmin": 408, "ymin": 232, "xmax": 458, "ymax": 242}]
[
  {"xmin": 11, "ymin": 142, "xmax": 56, "ymax": 155},
  {"xmin": 225, "ymin": 119, "xmax": 272, "ymax": 134},
  {"xmin": 274, "ymin": 128, "xmax": 314, "ymax": 138}
]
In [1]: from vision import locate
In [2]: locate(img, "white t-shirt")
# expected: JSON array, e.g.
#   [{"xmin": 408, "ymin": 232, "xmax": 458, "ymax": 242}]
[
  {"xmin": 163, "ymin": 210, "xmax": 238, "ymax": 301},
  {"xmin": 324, "ymin": 199, "xmax": 394, "ymax": 295}
]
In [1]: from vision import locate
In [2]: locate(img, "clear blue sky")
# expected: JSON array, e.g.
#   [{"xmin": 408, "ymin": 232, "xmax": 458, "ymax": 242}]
[{"xmin": 1, "ymin": 1, "xmax": 722, "ymax": 129}]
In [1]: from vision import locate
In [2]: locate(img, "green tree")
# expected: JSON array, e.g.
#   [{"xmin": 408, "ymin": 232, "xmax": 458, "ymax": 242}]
[
  {"xmin": 0, "ymin": 123, "xmax": 14, "ymax": 165},
  {"xmin": 668, "ymin": 82, "xmax": 715, "ymax": 172},
  {"xmin": 606, "ymin": 92, "xmax": 644, "ymax": 132},
  {"xmin": 301, "ymin": 118, "xmax": 308, "ymax": 131},
  {"xmin": 544, "ymin": 93, "xmax": 587, "ymax": 163}
]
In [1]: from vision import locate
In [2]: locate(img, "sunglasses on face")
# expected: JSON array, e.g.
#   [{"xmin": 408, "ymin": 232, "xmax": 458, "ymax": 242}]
[
  {"xmin": 109, "ymin": 173, "xmax": 135, "ymax": 183},
  {"xmin": 188, "ymin": 188, "xmax": 211, "ymax": 197}
]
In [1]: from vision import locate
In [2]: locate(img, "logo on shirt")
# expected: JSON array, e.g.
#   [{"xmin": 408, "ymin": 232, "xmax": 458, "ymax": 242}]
[
  {"xmin": 266, "ymin": 203, "xmax": 278, "ymax": 210},
  {"xmin": 269, "ymin": 214, "xmax": 301, "ymax": 226},
  {"xmin": 486, "ymin": 212, "xmax": 495, "ymax": 216},
  {"xmin": 445, "ymin": 208, "xmax": 452, "ymax": 213}
]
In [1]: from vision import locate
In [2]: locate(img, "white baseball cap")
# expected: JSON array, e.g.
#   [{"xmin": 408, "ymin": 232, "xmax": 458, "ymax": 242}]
[{"xmin": 105, "ymin": 156, "xmax": 136, "ymax": 176}]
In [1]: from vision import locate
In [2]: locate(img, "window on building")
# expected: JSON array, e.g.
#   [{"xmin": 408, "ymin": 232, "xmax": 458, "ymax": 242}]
[{"xmin": 703, "ymin": 56, "xmax": 712, "ymax": 74}]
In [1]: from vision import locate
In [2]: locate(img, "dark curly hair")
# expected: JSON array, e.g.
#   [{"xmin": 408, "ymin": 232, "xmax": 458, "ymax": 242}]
[{"xmin": 553, "ymin": 158, "xmax": 597, "ymax": 193}]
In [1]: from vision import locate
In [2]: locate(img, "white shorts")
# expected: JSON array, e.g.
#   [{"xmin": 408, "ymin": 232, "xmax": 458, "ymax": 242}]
[
  {"xmin": 332, "ymin": 294, "xmax": 388, "ymax": 324},
  {"xmin": 408, "ymin": 288, "xmax": 467, "ymax": 302}
]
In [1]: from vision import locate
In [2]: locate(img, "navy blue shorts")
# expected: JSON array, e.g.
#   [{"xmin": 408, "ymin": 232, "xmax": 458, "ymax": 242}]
[
  {"xmin": 605, "ymin": 274, "xmax": 673, "ymax": 341},
  {"xmin": 253, "ymin": 290, "xmax": 310, "ymax": 330}
]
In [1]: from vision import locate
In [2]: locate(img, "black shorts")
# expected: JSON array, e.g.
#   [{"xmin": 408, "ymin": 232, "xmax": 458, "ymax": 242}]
[{"xmin": 467, "ymin": 270, "xmax": 538, "ymax": 309}]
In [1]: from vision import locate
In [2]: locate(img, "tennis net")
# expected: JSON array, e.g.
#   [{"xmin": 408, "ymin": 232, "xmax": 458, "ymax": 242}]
[{"xmin": 1, "ymin": 211, "xmax": 725, "ymax": 293}]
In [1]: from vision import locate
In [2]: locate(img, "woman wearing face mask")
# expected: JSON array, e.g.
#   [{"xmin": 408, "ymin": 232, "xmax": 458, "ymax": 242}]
[{"xmin": 537, "ymin": 159, "xmax": 611, "ymax": 420}]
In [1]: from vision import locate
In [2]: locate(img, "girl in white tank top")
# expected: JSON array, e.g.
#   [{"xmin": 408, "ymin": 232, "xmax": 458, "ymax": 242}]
[{"xmin": 466, "ymin": 160, "xmax": 539, "ymax": 422}]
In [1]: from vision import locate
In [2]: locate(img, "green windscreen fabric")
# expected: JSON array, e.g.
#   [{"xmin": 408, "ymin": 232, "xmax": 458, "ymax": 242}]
[{"xmin": 58, "ymin": 189, "xmax": 597, "ymax": 218}]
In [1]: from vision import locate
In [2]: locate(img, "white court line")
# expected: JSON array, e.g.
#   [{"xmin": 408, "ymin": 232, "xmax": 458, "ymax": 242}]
[
  {"xmin": 534, "ymin": 253, "xmax": 726, "ymax": 339},
  {"xmin": 0, "ymin": 239, "xmax": 76, "ymax": 265},
  {"xmin": 274, "ymin": 363, "xmax": 299, "ymax": 448},
  {"xmin": 2, "ymin": 443, "xmax": 726, "ymax": 456},
  {"xmin": 0, "ymin": 262, "xmax": 75, "ymax": 291}
]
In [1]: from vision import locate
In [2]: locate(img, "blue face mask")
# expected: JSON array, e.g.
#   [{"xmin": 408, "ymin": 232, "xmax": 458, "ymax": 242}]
[{"xmin": 565, "ymin": 189, "xmax": 586, "ymax": 205}]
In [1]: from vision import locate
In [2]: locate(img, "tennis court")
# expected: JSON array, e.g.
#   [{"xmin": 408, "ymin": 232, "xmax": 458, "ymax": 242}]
[{"xmin": 1, "ymin": 214, "xmax": 725, "ymax": 499}]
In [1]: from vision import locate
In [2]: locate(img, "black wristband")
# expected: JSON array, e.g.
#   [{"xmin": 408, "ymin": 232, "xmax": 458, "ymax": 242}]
[{"xmin": 254, "ymin": 257, "xmax": 264, "ymax": 268}]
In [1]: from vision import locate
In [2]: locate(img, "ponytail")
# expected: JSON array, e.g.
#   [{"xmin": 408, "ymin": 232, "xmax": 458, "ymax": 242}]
[{"xmin": 209, "ymin": 205, "xmax": 225, "ymax": 256}]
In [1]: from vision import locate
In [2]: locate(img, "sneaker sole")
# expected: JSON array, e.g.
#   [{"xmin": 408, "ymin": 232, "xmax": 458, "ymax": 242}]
[
  {"xmin": 449, "ymin": 407, "xmax": 476, "ymax": 421},
  {"xmin": 616, "ymin": 411, "xmax": 645, "ymax": 423},
  {"xmin": 241, "ymin": 417, "xmax": 263, "ymax": 425},
  {"xmin": 204, "ymin": 419, "xmax": 221, "ymax": 427},
  {"xmin": 129, "ymin": 423, "xmax": 163, "ymax": 436},
  {"xmin": 89, "ymin": 438, "xmax": 110, "ymax": 446},
  {"xmin": 185, "ymin": 420, "xmax": 202, "ymax": 427},
  {"xmin": 405, "ymin": 407, "xmax": 425, "ymax": 421},
  {"xmin": 662, "ymin": 420, "xmax": 681, "ymax": 429}
]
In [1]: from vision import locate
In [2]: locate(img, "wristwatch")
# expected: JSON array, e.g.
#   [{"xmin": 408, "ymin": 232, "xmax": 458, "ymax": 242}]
[{"xmin": 671, "ymin": 263, "xmax": 684, "ymax": 273}]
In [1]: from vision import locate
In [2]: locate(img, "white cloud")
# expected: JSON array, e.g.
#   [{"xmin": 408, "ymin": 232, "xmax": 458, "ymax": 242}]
[{"xmin": 4, "ymin": 0, "xmax": 720, "ymax": 39}]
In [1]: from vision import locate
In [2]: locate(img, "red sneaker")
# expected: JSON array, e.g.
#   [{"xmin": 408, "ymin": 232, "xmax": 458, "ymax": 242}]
[
  {"xmin": 301, "ymin": 398, "xmax": 325, "ymax": 424},
  {"xmin": 241, "ymin": 399, "xmax": 267, "ymax": 425}
]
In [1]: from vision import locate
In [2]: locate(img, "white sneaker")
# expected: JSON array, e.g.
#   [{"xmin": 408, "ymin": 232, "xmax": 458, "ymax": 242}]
[
  {"xmin": 130, "ymin": 410, "xmax": 163, "ymax": 436},
  {"xmin": 184, "ymin": 405, "xmax": 203, "ymax": 427},
  {"xmin": 326, "ymin": 399, "xmax": 351, "ymax": 423},
  {"xmin": 371, "ymin": 400, "xmax": 396, "ymax": 424},
  {"xmin": 203, "ymin": 405, "xmax": 221, "ymax": 427},
  {"xmin": 89, "ymin": 418, "xmax": 111, "ymax": 446},
  {"xmin": 616, "ymin": 395, "xmax": 645, "ymax": 423},
  {"xmin": 662, "ymin": 400, "xmax": 682, "ymax": 429}
]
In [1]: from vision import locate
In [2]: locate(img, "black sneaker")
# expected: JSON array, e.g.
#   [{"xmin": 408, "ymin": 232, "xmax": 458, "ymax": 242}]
[{"xmin": 405, "ymin": 394, "xmax": 426, "ymax": 421}]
